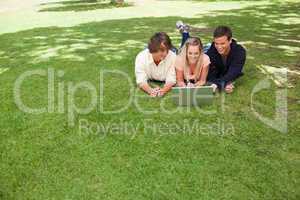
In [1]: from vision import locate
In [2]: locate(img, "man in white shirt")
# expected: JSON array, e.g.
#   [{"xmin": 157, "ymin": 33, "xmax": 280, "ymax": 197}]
[{"xmin": 135, "ymin": 32, "xmax": 176, "ymax": 97}]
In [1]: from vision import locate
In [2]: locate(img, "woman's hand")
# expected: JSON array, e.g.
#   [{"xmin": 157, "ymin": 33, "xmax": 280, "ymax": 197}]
[
  {"xmin": 177, "ymin": 81, "xmax": 186, "ymax": 87},
  {"xmin": 187, "ymin": 82, "xmax": 195, "ymax": 87},
  {"xmin": 195, "ymin": 80, "xmax": 205, "ymax": 87}
]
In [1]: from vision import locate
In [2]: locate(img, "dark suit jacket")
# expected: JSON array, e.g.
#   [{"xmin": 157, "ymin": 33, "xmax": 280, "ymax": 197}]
[{"xmin": 206, "ymin": 39, "xmax": 246, "ymax": 87}]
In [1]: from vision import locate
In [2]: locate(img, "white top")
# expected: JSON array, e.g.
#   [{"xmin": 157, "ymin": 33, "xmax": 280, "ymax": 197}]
[{"xmin": 135, "ymin": 49, "xmax": 176, "ymax": 85}]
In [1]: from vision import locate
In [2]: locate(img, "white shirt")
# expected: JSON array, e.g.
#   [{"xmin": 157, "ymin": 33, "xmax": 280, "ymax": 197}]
[{"xmin": 135, "ymin": 49, "xmax": 176, "ymax": 85}]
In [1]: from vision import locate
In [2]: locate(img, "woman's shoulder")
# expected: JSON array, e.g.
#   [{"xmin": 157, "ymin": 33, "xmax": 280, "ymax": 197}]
[
  {"xmin": 203, "ymin": 53, "xmax": 211, "ymax": 64},
  {"xmin": 175, "ymin": 55, "xmax": 185, "ymax": 70},
  {"xmin": 203, "ymin": 53, "xmax": 210, "ymax": 60}
]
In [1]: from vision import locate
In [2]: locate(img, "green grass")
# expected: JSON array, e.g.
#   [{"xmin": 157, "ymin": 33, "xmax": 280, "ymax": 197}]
[{"xmin": 0, "ymin": 1, "xmax": 299, "ymax": 199}]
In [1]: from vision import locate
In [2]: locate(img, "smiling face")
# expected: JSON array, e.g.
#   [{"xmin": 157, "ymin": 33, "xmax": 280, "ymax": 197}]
[
  {"xmin": 187, "ymin": 45, "xmax": 201, "ymax": 65},
  {"xmin": 214, "ymin": 35, "xmax": 231, "ymax": 56},
  {"xmin": 152, "ymin": 48, "xmax": 168, "ymax": 62},
  {"xmin": 148, "ymin": 32, "xmax": 173, "ymax": 62},
  {"xmin": 151, "ymin": 42, "xmax": 169, "ymax": 62}
]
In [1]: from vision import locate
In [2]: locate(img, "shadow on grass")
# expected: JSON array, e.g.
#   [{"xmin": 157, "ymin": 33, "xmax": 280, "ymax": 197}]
[{"xmin": 39, "ymin": 0, "xmax": 132, "ymax": 12}]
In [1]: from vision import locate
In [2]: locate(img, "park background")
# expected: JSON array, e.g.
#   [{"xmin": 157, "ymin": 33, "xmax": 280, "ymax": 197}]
[{"xmin": 0, "ymin": 0, "xmax": 299, "ymax": 199}]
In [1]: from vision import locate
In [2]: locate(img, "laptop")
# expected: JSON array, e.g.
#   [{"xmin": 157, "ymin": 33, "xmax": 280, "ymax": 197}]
[{"xmin": 171, "ymin": 86, "xmax": 214, "ymax": 106}]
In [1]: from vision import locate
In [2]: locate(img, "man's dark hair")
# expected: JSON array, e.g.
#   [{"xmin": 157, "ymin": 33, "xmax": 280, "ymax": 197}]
[
  {"xmin": 213, "ymin": 26, "xmax": 232, "ymax": 40},
  {"xmin": 148, "ymin": 32, "xmax": 173, "ymax": 53}
]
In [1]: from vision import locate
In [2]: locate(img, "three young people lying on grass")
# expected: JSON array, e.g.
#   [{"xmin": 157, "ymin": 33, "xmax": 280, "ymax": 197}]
[{"xmin": 135, "ymin": 24, "xmax": 246, "ymax": 97}]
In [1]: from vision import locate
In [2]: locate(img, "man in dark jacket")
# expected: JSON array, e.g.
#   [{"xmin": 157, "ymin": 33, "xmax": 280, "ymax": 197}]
[{"xmin": 206, "ymin": 26, "xmax": 246, "ymax": 93}]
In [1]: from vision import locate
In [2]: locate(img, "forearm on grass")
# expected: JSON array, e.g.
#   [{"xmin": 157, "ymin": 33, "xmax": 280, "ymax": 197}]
[{"xmin": 138, "ymin": 82, "xmax": 153, "ymax": 94}]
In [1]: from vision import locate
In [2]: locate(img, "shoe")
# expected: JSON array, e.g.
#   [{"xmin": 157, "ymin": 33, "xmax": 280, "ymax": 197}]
[
  {"xmin": 176, "ymin": 20, "xmax": 190, "ymax": 33},
  {"xmin": 176, "ymin": 20, "xmax": 184, "ymax": 29}
]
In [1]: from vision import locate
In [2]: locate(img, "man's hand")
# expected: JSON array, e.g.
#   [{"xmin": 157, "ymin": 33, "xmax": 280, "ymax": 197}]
[
  {"xmin": 158, "ymin": 82, "xmax": 175, "ymax": 97},
  {"xmin": 211, "ymin": 83, "xmax": 218, "ymax": 93},
  {"xmin": 225, "ymin": 83, "xmax": 234, "ymax": 93},
  {"xmin": 157, "ymin": 89, "xmax": 166, "ymax": 97},
  {"xmin": 149, "ymin": 87, "xmax": 160, "ymax": 97}
]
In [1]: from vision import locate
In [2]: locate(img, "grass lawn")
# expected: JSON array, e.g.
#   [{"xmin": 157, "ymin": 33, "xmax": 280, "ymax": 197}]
[{"xmin": 0, "ymin": 0, "xmax": 299, "ymax": 199}]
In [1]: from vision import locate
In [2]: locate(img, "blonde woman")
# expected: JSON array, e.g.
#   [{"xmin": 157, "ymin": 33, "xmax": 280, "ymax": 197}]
[{"xmin": 175, "ymin": 37, "xmax": 211, "ymax": 87}]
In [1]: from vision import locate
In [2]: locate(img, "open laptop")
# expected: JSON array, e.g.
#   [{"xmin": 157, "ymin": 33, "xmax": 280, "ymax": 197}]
[{"xmin": 171, "ymin": 86, "xmax": 214, "ymax": 106}]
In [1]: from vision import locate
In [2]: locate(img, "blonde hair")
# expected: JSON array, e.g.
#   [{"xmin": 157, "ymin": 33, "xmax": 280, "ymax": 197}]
[{"xmin": 178, "ymin": 37, "xmax": 204, "ymax": 81}]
